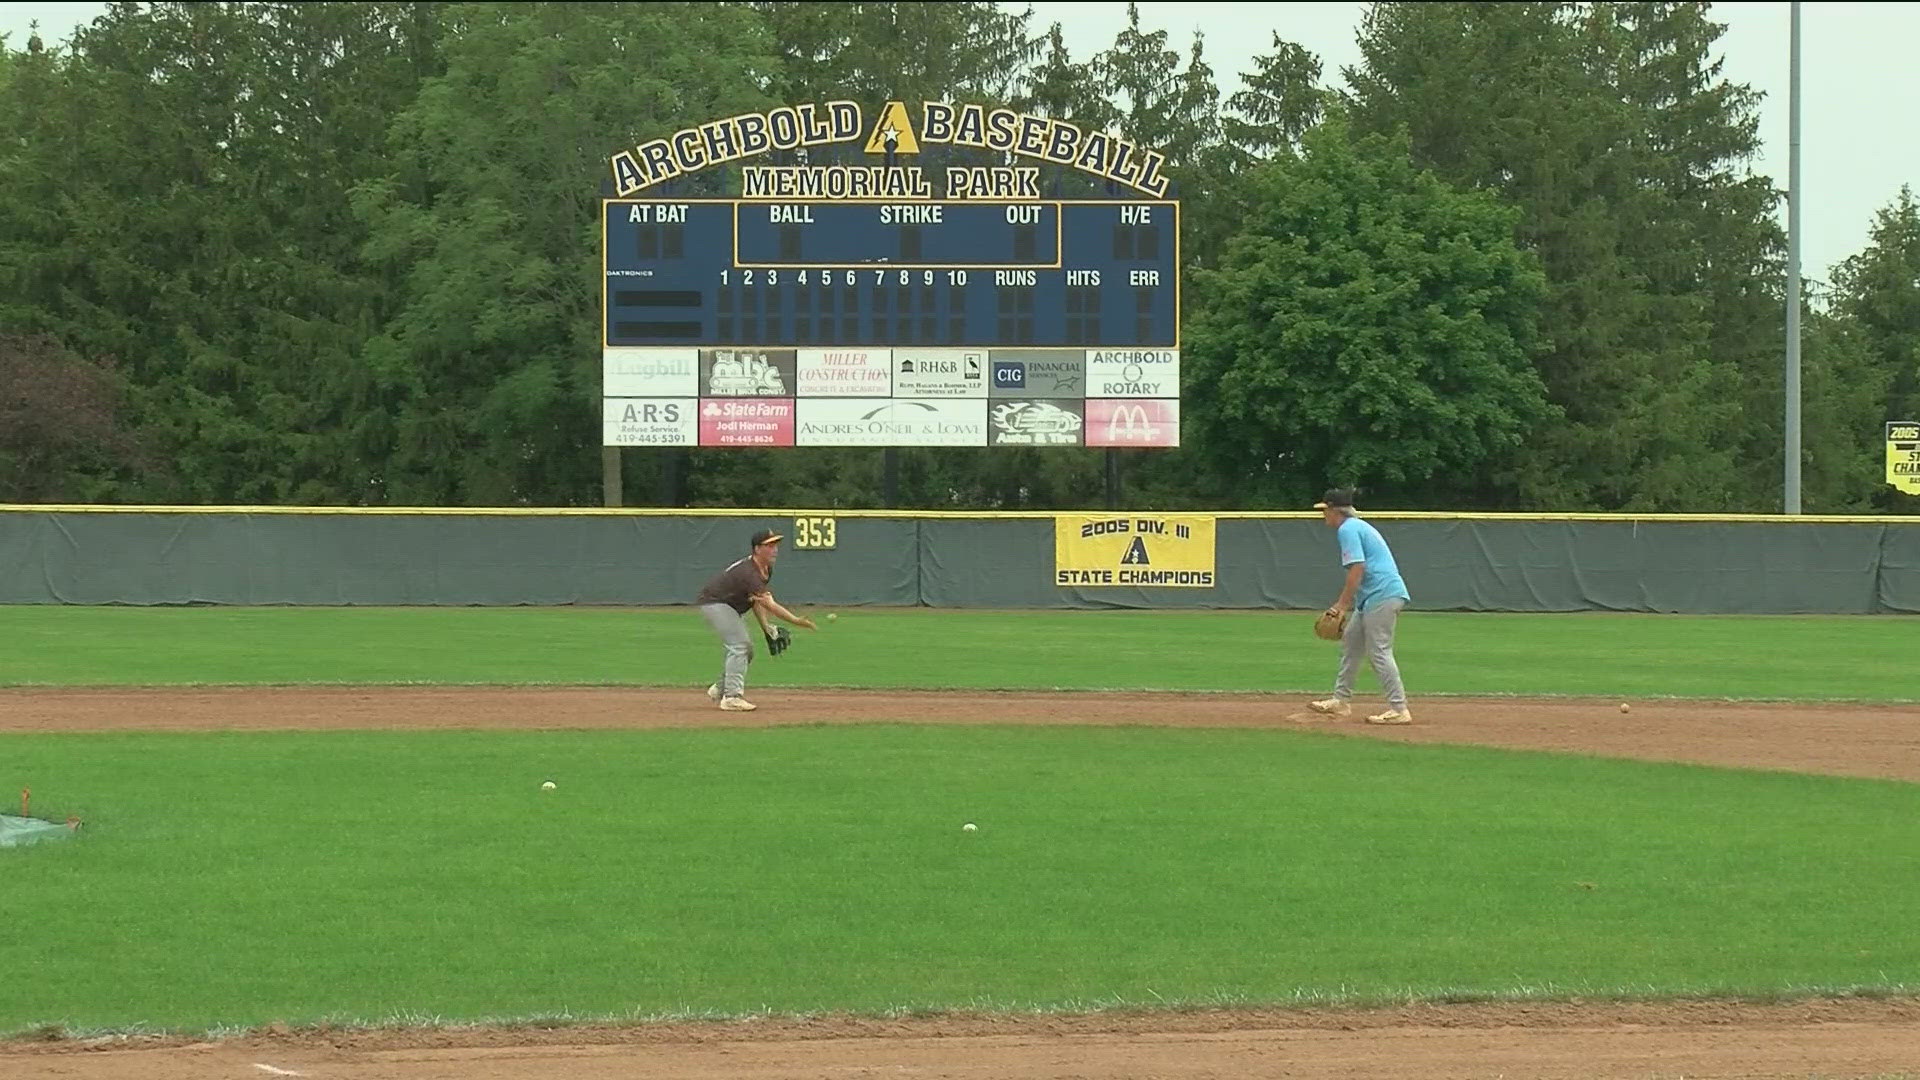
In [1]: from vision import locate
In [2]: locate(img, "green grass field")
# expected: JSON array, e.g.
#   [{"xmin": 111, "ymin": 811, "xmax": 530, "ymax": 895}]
[
  {"xmin": 4, "ymin": 607, "xmax": 1918, "ymax": 1038},
  {"xmin": 2, "ymin": 606, "xmax": 1915, "ymax": 700}
]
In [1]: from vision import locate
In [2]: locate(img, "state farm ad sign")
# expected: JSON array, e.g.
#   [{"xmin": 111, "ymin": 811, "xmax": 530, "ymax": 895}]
[
  {"xmin": 1085, "ymin": 399, "xmax": 1180, "ymax": 447},
  {"xmin": 797, "ymin": 349, "xmax": 893, "ymax": 397},
  {"xmin": 698, "ymin": 398, "xmax": 795, "ymax": 446}
]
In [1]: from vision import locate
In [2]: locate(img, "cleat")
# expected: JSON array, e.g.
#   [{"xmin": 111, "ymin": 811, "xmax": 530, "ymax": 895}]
[
  {"xmin": 1366, "ymin": 708, "xmax": 1413, "ymax": 725},
  {"xmin": 706, "ymin": 683, "xmax": 721, "ymax": 702},
  {"xmin": 719, "ymin": 696, "xmax": 757, "ymax": 712},
  {"xmin": 1308, "ymin": 698, "xmax": 1351, "ymax": 719}
]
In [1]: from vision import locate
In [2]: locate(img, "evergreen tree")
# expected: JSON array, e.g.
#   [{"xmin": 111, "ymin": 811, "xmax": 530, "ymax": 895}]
[
  {"xmin": 1832, "ymin": 188, "xmax": 1920, "ymax": 511},
  {"xmin": 1345, "ymin": 1, "xmax": 1777, "ymax": 511},
  {"xmin": 1184, "ymin": 118, "xmax": 1554, "ymax": 507}
]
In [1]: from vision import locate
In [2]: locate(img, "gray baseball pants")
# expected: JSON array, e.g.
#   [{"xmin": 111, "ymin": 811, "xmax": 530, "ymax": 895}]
[
  {"xmin": 699, "ymin": 602, "xmax": 753, "ymax": 698},
  {"xmin": 1334, "ymin": 597, "xmax": 1408, "ymax": 709}
]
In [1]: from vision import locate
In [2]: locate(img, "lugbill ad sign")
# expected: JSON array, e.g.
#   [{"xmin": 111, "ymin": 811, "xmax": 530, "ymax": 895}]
[{"xmin": 1054, "ymin": 514, "xmax": 1216, "ymax": 588}]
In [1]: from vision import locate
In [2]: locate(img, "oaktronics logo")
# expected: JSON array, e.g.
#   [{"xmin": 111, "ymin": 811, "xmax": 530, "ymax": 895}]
[{"xmin": 707, "ymin": 351, "xmax": 787, "ymax": 395}]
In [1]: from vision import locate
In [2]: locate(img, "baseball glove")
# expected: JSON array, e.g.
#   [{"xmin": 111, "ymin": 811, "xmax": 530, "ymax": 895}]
[
  {"xmin": 766, "ymin": 625, "xmax": 792, "ymax": 656},
  {"xmin": 1313, "ymin": 608, "xmax": 1349, "ymax": 642}
]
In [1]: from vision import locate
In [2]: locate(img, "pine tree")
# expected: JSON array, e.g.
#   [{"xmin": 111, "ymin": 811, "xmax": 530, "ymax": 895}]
[
  {"xmin": 1345, "ymin": 1, "xmax": 1779, "ymax": 511},
  {"xmin": 1223, "ymin": 32, "xmax": 1323, "ymax": 162}
]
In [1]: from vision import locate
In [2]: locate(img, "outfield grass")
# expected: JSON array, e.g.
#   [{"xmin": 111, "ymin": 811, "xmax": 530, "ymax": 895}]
[
  {"xmin": 1, "ymin": 606, "xmax": 1914, "ymax": 701},
  {"xmin": 5, "ymin": 725, "xmax": 1918, "ymax": 1036}
]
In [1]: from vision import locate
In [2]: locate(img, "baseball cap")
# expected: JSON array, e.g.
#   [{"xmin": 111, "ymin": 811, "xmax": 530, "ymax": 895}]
[
  {"xmin": 1313, "ymin": 487, "xmax": 1357, "ymax": 511},
  {"xmin": 750, "ymin": 528, "xmax": 784, "ymax": 547}
]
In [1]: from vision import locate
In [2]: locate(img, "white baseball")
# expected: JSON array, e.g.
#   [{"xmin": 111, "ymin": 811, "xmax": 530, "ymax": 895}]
[
  {"xmin": 541, "ymin": 781, "xmax": 556, "ymax": 791},
  {"xmin": 962, "ymin": 822, "xmax": 977, "ymax": 832}
]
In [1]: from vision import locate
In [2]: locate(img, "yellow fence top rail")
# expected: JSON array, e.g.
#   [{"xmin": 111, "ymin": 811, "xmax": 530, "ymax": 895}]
[{"xmin": 1, "ymin": 504, "xmax": 1916, "ymax": 524}]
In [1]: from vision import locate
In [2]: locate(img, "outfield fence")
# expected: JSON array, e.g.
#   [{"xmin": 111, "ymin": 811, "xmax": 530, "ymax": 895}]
[{"xmin": 2, "ymin": 506, "xmax": 1916, "ymax": 614}]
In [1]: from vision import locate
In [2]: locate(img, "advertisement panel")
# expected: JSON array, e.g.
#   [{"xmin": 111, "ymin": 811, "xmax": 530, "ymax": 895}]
[
  {"xmin": 797, "ymin": 348, "xmax": 893, "ymax": 397},
  {"xmin": 1054, "ymin": 514, "xmax": 1218, "ymax": 588},
  {"xmin": 988, "ymin": 350, "xmax": 1087, "ymax": 398},
  {"xmin": 699, "ymin": 348, "xmax": 797, "ymax": 397},
  {"xmin": 1889, "ymin": 421, "xmax": 1920, "ymax": 495},
  {"xmin": 698, "ymin": 398, "xmax": 795, "ymax": 446},
  {"xmin": 602, "ymin": 398, "xmax": 697, "ymax": 446},
  {"xmin": 796, "ymin": 398, "xmax": 987, "ymax": 447},
  {"xmin": 603, "ymin": 347, "xmax": 698, "ymax": 397},
  {"xmin": 893, "ymin": 349, "xmax": 988, "ymax": 397},
  {"xmin": 1086, "ymin": 348, "xmax": 1179, "ymax": 398},
  {"xmin": 1085, "ymin": 399, "xmax": 1180, "ymax": 448},
  {"xmin": 988, "ymin": 400, "xmax": 1084, "ymax": 446}
]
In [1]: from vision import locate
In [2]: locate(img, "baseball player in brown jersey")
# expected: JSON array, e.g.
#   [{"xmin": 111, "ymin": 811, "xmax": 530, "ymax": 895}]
[{"xmin": 696, "ymin": 528, "xmax": 816, "ymax": 711}]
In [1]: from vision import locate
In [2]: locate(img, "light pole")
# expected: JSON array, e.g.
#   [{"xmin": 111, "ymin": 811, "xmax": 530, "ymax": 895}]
[{"xmin": 1785, "ymin": 0, "xmax": 1802, "ymax": 514}]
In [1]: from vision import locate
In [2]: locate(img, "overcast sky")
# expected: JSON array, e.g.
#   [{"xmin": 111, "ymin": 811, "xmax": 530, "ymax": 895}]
[{"xmin": 5, "ymin": 1, "xmax": 1914, "ymax": 286}]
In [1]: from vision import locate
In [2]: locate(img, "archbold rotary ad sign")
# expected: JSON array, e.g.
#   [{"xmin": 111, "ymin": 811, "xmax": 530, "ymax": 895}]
[{"xmin": 1054, "ymin": 514, "xmax": 1217, "ymax": 588}]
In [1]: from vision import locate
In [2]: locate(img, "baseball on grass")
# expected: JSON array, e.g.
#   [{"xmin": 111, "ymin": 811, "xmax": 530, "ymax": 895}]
[
  {"xmin": 541, "ymin": 781, "xmax": 556, "ymax": 791},
  {"xmin": 827, "ymin": 613, "xmax": 837, "ymax": 622},
  {"xmin": 962, "ymin": 822, "xmax": 977, "ymax": 832}
]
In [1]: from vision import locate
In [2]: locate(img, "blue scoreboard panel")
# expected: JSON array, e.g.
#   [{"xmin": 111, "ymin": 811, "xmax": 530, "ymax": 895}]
[{"xmin": 603, "ymin": 200, "xmax": 1178, "ymax": 348}]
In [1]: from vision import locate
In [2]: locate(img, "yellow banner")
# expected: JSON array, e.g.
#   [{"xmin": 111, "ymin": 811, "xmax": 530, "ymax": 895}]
[
  {"xmin": 1889, "ymin": 421, "xmax": 1920, "ymax": 495},
  {"xmin": 1054, "ymin": 514, "xmax": 1217, "ymax": 588}
]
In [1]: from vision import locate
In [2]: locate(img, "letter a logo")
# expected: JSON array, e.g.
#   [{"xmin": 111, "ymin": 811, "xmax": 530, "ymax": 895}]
[
  {"xmin": 864, "ymin": 100, "xmax": 921, "ymax": 155},
  {"xmin": 1120, "ymin": 537, "xmax": 1151, "ymax": 565}
]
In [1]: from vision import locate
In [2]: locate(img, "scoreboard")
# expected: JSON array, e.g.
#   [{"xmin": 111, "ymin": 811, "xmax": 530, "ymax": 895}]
[
  {"xmin": 601, "ymin": 197, "xmax": 1181, "ymax": 451},
  {"xmin": 603, "ymin": 200, "xmax": 1178, "ymax": 349}
]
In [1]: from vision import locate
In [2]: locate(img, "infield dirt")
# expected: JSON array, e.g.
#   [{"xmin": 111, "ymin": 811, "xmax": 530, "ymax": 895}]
[{"xmin": 6, "ymin": 684, "xmax": 1918, "ymax": 1079}]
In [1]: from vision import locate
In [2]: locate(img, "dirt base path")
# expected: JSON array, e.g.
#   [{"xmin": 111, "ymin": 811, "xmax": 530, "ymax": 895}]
[
  {"xmin": 7, "ymin": 685, "xmax": 1920, "ymax": 1078},
  {"xmin": 11, "ymin": 1000, "xmax": 1920, "ymax": 1080},
  {"xmin": 5, "ymin": 684, "xmax": 1918, "ymax": 782}
]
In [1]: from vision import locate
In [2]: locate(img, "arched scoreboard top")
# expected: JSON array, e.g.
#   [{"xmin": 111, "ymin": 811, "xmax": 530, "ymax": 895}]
[{"xmin": 601, "ymin": 101, "xmax": 1181, "ymax": 451}]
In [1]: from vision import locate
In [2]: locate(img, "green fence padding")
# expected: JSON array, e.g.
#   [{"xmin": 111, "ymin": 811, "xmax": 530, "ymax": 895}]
[{"xmin": 1, "ymin": 509, "xmax": 1916, "ymax": 614}]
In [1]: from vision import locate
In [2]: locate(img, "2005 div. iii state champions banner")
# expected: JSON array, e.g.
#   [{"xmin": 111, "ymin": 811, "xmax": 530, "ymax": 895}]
[{"xmin": 1054, "ymin": 515, "xmax": 1217, "ymax": 588}]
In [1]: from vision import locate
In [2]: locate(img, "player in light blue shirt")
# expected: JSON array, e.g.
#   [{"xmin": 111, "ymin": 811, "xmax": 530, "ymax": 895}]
[{"xmin": 1308, "ymin": 487, "xmax": 1414, "ymax": 724}]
